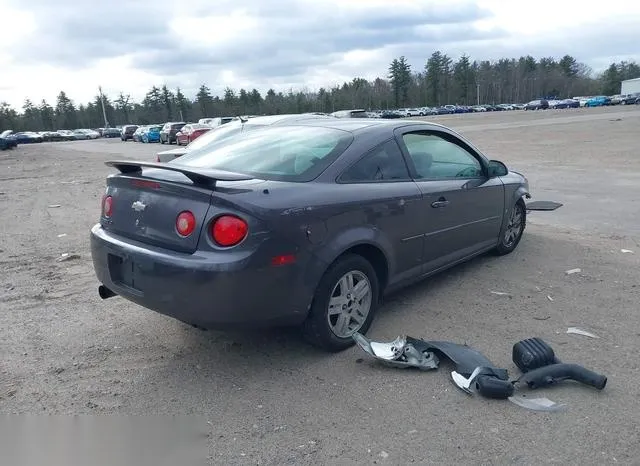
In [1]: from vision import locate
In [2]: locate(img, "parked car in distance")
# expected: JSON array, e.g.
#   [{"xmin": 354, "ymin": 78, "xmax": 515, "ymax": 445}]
[
  {"xmin": 434, "ymin": 106, "xmax": 452, "ymax": 114},
  {"xmin": 198, "ymin": 117, "xmax": 235, "ymax": 127},
  {"xmin": 92, "ymin": 118, "xmax": 532, "ymax": 352},
  {"xmin": 585, "ymin": 96, "xmax": 611, "ymax": 107},
  {"xmin": 156, "ymin": 113, "xmax": 337, "ymax": 162},
  {"xmin": 160, "ymin": 122, "xmax": 186, "ymax": 144},
  {"xmin": 331, "ymin": 109, "xmax": 369, "ymax": 118},
  {"xmin": 420, "ymin": 107, "xmax": 438, "ymax": 115},
  {"xmin": 141, "ymin": 125, "xmax": 161, "ymax": 143},
  {"xmin": 0, "ymin": 130, "xmax": 18, "ymax": 149},
  {"xmin": 558, "ymin": 99, "xmax": 580, "ymax": 108},
  {"xmin": 76, "ymin": 129, "xmax": 100, "ymax": 139},
  {"xmin": 132, "ymin": 126, "xmax": 147, "ymax": 142},
  {"xmin": 38, "ymin": 131, "xmax": 63, "ymax": 142},
  {"xmin": 620, "ymin": 93, "xmax": 639, "ymax": 105},
  {"xmin": 102, "ymin": 128, "xmax": 121, "ymax": 138},
  {"xmin": 524, "ymin": 99, "xmax": 549, "ymax": 110},
  {"xmin": 379, "ymin": 110, "xmax": 403, "ymax": 119},
  {"xmin": 71, "ymin": 129, "xmax": 90, "ymax": 140},
  {"xmin": 13, "ymin": 131, "xmax": 43, "ymax": 143},
  {"xmin": 55, "ymin": 130, "xmax": 75, "ymax": 141},
  {"xmin": 121, "ymin": 125, "xmax": 138, "ymax": 141},
  {"xmin": 176, "ymin": 123, "xmax": 211, "ymax": 146},
  {"xmin": 404, "ymin": 108, "xmax": 422, "ymax": 117}
]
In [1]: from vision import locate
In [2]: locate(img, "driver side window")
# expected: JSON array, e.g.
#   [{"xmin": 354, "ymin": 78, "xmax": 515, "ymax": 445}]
[{"xmin": 402, "ymin": 132, "xmax": 483, "ymax": 179}]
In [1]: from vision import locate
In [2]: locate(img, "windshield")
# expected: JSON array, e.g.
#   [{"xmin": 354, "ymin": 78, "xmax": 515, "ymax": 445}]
[{"xmin": 174, "ymin": 125, "xmax": 353, "ymax": 182}]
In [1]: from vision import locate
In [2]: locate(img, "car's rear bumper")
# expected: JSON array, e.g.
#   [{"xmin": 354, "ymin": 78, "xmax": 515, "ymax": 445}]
[{"xmin": 90, "ymin": 224, "xmax": 314, "ymax": 329}]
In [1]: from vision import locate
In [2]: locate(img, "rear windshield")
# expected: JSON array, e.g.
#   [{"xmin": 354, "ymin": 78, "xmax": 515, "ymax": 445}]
[
  {"xmin": 174, "ymin": 125, "xmax": 354, "ymax": 182},
  {"xmin": 182, "ymin": 122, "xmax": 248, "ymax": 151}
]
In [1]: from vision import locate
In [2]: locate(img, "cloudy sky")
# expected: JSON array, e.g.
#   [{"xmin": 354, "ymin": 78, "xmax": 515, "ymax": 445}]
[{"xmin": 1, "ymin": 0, "xmax": 639, "ymax": 108}]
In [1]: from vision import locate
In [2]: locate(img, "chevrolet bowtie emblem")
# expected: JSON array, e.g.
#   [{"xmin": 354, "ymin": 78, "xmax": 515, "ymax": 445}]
[{"xmin": 131, "ymin": 200, "xmax": 146, "ymax": 212}]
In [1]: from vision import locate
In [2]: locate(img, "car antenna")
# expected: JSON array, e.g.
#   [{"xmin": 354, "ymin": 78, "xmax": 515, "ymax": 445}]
[{"xmin": 238, "ymin": 115, "xmax": 248, "ymax": 123}]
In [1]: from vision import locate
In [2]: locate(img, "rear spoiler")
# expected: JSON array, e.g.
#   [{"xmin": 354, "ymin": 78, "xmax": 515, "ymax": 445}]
[{"xmin": 105, "ymin": 160, "xmax": 253, "ymax": 187}]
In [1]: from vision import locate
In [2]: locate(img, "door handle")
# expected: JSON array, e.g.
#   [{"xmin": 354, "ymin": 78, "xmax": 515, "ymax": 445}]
[{"xmin": 431, "ymin": 198, "xmax": 450, "ymax": 208}]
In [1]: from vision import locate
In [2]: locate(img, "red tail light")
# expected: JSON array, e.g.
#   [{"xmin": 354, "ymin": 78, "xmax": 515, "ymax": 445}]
[
  {"xmin": 176, "ymin": 211, "xmax": 196, "ymax": 237},
  {"xmin": 211, "ymin": 215, "xmax": 248, "ymax": 247},
  {"xmin": 102, "ymin": 195, "xmax": 113, "ymax": 217}
]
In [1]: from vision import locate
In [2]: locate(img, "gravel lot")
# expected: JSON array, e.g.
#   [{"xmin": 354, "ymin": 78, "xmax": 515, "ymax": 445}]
[{"xmin": 2, "ymin": 106, "xmax": 640, "ymax": 464}]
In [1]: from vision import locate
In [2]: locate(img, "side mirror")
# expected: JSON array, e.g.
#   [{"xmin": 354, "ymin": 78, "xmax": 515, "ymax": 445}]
[{"xmin": 488, "ymin": 160, "xmax": 508, "ymax": 177}]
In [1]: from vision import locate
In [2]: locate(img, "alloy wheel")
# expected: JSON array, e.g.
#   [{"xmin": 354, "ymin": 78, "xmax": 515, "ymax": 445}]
[
  {"xmin": 503, "ymin": 203, "xmax": 524, "ymax": 248},
  {"xmin": 327, "ymin": 270, "xmax": 372, "ymax": 338}
]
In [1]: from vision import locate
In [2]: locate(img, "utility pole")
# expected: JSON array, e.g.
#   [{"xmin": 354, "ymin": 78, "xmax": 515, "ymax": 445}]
[
  {"xmin": 476, "ymin": 82, "xmax": 480, "ymax": 106},
  {"xmin": 98, "ymin": 86, "xmax": 109, "ymax": 128}
]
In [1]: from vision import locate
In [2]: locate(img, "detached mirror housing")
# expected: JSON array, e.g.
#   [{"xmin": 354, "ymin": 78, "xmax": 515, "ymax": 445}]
[{"xmin": 488, "ymin": 160, "xmax": 508, "ymax": 177}]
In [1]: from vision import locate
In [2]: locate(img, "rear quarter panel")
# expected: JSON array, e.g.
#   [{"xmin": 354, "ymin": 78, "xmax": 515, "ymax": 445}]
[{"xmin": 213, "ymin": 175, "xmax": 421, "ymax": 303}]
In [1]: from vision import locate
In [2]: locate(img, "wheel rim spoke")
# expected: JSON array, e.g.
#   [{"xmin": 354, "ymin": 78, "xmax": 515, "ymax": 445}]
[
  {"xmin": 335, "ymin": 313, "xmax": 350, "ymax": 335},
  {"xmin": 353, "ymin": 280, "xmax": 369, "ymax": 301},
  {"xmin": 350, "ymin": 307, "xmax": 366, "ymax": 324}
]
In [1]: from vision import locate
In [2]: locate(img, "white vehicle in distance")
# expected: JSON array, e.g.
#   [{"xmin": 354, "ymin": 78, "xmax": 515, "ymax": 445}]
[
  {"xmin": 198, "ymin": 117, "xmax": 236, "ymax": 127},
  {"xmin": 405, "ymin": 108, "xmax": 421, "ymax": 116}
]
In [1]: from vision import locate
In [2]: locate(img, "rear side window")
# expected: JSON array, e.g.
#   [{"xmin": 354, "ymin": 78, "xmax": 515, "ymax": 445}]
[
  {"xmin": 175, "ymin": 125, "xmax": 353, "ymax": 182},
  {"xmin": 339, "ymin": 140, "xmax": 410, "ymax": 183},
  {"xmin": 179, "ymin": 123, "xmax": 246, "ymax": 152}
]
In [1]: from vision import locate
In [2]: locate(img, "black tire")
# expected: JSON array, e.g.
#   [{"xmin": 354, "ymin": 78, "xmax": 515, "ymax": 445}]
[
  {"xmin": 302, "ymin": 254, "xmax": 380, "ymax": 352},
  {"xmin": 494, "ymin": 200, "xmax": 526, "ymax": 255}
]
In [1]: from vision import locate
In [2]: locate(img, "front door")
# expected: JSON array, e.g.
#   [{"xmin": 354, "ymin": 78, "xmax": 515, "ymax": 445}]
[{"xmin": 395, "ymin": 128, "xmax": 505, "ymax": 273}]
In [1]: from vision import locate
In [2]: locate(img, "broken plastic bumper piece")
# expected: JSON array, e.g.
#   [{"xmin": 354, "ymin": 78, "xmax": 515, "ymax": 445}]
[{"xmin": 352, "ymin": 333, "xmax": 439, "ymax": 370}]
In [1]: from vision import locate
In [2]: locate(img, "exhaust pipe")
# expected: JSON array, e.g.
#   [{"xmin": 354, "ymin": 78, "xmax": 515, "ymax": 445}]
[{"xmin": 98, "ymin": 285, "xmax": 117, "ymax": 299}]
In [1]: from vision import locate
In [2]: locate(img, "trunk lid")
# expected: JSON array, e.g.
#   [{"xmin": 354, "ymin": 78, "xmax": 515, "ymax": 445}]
[{"xmin": 101, "ymin": 161, "xmax": 252, "ymax": 253}]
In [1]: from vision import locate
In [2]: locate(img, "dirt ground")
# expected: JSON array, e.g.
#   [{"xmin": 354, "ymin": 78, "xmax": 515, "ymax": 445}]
[{"xmin": 1, "ymin": 106, "xmax": 640, "ymax": 465}]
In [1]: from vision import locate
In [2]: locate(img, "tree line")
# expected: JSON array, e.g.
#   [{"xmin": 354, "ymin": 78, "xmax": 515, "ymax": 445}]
[{"xmin": 1, "ymin": 51, "xmax": 638, "ymax": 132}]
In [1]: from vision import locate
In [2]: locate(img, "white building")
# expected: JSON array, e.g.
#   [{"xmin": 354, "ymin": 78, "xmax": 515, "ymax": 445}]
[{"xmin": 621, "ymin": 77, "xmax": 640, "ymax": 95}]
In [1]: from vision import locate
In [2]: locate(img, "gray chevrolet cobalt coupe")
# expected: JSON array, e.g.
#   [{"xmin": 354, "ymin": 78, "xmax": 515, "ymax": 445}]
[{"xmin": 91, "ymin": 118, "xmax": 531, "ymax": 352}]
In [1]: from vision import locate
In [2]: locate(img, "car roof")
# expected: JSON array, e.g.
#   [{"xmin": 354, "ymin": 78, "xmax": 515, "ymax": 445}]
[
  {"xmin": 271, "ymin": 117, "xmax": 449, "ymax": 134},
  {"xmin": 242, "ymin": 113, "xmax": 335, "ymax": 126}
]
